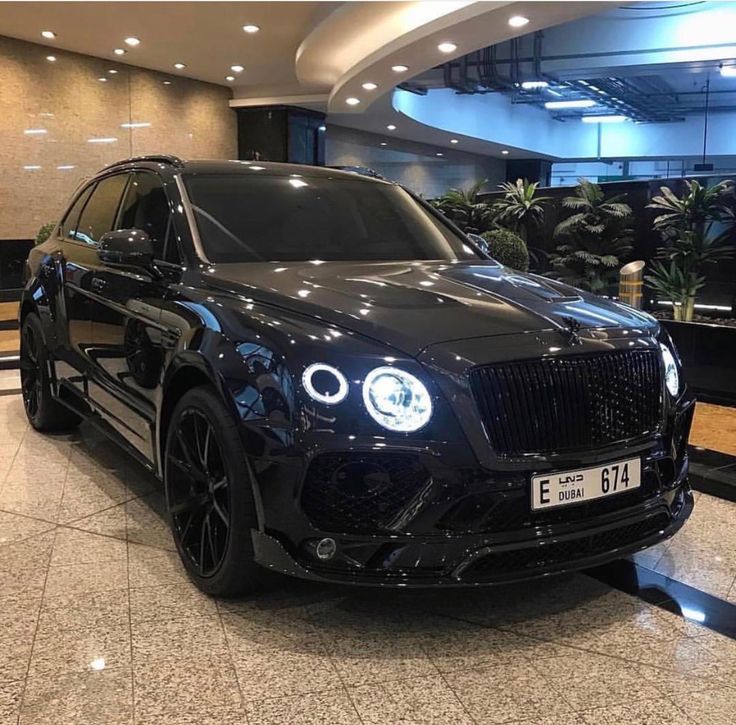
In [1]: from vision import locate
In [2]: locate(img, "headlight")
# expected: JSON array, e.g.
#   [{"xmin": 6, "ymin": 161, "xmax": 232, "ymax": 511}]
[
  {"xmin": 362, "ymin": 366, "xmax": 432, "ymax": 432},
  {"xmin": 302, "ymin": 363, "xmax": 349, "ymax": 405},
  {"xmin": 660, "ymin": 343, "xmax": 680, "ymax": 397}
]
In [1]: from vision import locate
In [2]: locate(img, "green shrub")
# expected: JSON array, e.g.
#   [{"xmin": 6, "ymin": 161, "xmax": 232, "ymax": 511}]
[
  {"xmin": 35, "ymin": 222, "xmax": 57, "ymax": 246},
  {"xmin": 481, "ymin": 229, "xmax": 530, "ymax": 271}
]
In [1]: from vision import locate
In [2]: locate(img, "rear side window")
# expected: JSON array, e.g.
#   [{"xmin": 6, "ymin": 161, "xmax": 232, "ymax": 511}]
[
  {"xmin": 59, "ymin": 183, "xmax": 96, "ymax": 240},
  {"xmin": 118, "ymin": 172, "xmax": 172, "ymax": 260},
  {"xmin": 74, "ymin": 173, "xmax": 129, "ymax": 246}
]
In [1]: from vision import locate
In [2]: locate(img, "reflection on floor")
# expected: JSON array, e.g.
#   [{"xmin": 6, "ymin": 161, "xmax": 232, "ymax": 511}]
[{"xmin": 1, "ymin": 391, "xmax": 736, "ymax": 724}]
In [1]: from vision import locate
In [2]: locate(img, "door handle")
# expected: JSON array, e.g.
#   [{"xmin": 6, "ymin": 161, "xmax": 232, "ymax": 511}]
[{"xmin": 91, "ymin": 277, "xmax": 107, "ymax": 292}]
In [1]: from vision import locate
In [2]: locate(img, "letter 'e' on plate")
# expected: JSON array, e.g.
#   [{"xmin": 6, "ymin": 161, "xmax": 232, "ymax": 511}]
[{"xmin": 531, "ymin": 457, "xmax": 641, "ymax": 511}]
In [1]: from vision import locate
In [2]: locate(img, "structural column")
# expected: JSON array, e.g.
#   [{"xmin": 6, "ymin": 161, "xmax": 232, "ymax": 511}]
[{"xmin": 235, "ymin": 106, "xmax": 326, "ymax": 165}]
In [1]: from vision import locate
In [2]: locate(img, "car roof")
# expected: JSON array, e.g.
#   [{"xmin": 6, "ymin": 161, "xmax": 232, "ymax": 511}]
[{"xmin": 99, "ymin": 156, "xmax": 392, "ymax": 184}]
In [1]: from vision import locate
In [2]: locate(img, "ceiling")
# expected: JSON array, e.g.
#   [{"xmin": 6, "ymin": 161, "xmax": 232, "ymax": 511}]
[{"xmin": 0, "ymin": 1, "xmax": 336, "ymax": 91}]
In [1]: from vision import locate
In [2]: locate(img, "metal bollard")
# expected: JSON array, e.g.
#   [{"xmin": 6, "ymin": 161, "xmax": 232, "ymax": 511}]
[{"xmin": 619, "ymin": 260, "xmax": 645, "ymax": 308}]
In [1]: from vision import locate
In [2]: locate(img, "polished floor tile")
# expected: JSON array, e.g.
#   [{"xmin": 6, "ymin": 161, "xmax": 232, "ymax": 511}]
[{"xmin": 0, "ymin": 392, "xmax": 736, "ymax": 724}]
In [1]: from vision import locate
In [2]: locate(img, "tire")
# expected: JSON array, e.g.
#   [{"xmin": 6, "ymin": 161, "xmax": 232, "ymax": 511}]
[
  {"xmin": 20, "ymin": 313, "xmax": 81, "ymax": 432},
  {"xmin": 164, "ymin": 385, "xmax": 267, "ymax": 596}
]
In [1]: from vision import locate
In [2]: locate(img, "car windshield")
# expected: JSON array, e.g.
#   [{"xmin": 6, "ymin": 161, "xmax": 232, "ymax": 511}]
[{"xmin": 183, "ymin": 172, "xmax": 480, "ymax": 263}]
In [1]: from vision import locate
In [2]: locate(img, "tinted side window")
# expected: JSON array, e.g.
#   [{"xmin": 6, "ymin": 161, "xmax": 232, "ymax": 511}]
[
  {"xmin": 118, "ymin": 172, "xmax": 172, "ymax": 259},
  {"xmin": 60, "ymin": 183, "xmax": 96, "ymax": 240},
  {"xmin": 74, "ymin": 174, "xmax": 129, "ymax": 246}
]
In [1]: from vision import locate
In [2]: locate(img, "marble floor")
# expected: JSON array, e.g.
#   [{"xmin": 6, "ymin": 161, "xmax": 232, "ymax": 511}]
[{"xmin": 1, "ymin": 387, "xmax": 736, "ymax": 725}]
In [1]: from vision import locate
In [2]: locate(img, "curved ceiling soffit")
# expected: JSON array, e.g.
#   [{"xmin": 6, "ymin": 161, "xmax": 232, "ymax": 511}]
[{"xmin": 296, "ymin": 1, "xmax": 606, "ymax": 115}]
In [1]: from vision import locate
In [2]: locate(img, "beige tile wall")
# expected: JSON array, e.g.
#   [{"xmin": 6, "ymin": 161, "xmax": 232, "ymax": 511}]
[{"xmin": 0, "ymin": 35, "xmax": 236, "ymax": 239}]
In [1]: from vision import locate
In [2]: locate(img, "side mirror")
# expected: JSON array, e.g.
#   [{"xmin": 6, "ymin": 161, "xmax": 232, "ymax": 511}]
[{"xmin": 99, "ymin": 229, "xmax": 154, "ymax": 268}]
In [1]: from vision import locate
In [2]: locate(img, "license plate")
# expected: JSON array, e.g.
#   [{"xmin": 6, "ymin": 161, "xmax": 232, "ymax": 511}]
[{"xmin": 531, "ymin": 457, "xmax": 641, "ymax": 511}]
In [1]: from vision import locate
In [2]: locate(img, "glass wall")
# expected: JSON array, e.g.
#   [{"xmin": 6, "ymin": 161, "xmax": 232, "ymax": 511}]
[{"xmin": 551, "ymin": 157, "xmax": 736, "ymax": 187}]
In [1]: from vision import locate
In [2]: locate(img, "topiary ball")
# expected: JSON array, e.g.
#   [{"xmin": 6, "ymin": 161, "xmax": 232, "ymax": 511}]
[
  {"xmin": 481, "ymin": 229, "xmax": 530, "ymax": 271},
  {"xmin": 35, "ymin": 222, "xmax": 57, "ymax": 246}
]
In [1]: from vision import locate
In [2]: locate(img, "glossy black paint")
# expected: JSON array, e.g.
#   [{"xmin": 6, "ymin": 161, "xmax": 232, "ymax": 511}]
[{"xmin": 21, "ymin": 157, "xmax": 694, "ymax": 587}]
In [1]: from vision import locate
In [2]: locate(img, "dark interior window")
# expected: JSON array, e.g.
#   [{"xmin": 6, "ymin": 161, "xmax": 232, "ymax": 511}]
[
  {"xmin": 118, "ymin": 172, "xmax": 172, "ymax": 260},
  {"xmin": 74, "ymin": 173, "xmax": 129, "ymax": 246},
  {"xmin": 184, "ymin": 173, "xmax": 478, "ymax": 264},
  {"xmin": 60, "ymin": 183, "xmax": 96, "ymax": 240}
]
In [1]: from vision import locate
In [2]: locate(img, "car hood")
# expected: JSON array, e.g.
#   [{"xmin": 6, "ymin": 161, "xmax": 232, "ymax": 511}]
[{"xmin": 206, "ymin": 261, "xmax": 657, "ymax": 356}]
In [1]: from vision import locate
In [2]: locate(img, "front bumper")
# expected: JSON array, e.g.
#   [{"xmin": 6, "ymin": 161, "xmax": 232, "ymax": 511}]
[
  {"xmin": 247, "ymin": 370, "xmax": 695, "ymax": 588},
  {"xmin": 252, "ymin": 472, "xmax": 691, "ymax": 587}
]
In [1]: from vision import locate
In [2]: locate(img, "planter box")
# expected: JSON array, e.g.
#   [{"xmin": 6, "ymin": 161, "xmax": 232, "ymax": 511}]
[{"xmin": 663, "ymin": 319, "xmax": 736, "ymax": 405}]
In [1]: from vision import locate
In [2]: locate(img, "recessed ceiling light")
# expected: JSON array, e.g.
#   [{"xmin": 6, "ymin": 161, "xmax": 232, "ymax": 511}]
[
  {"xmin": 45, "ymin": 55, "xmax": 56, "ymax": 62},
  {"xmin": 450, "ymin": 138, "xmax": 459, "ymax": 144},
  {"xmin": 173, "ymin": 62, "xmax": 186, "ymax": 70},
  {"xmin": 362, "ymin": 82, "xmax": 378, "ymax": 91},
  {"xmin": 87, "ymin": 137, "xmax": 118, "ymax": 143},
  {"xmin": 380, "ymin": 142, "xmax": 388, "ymax": 146},
  {"xmin": 124, "ymin": 37, "xmax": 140, "ymax": 47},
  {"xmin": 230, "ymin": 65, "xmax": 244, "ymax": 73},
  {"xmin": 24, "ymin": 128, "xmax": 48, "ymax": 135},
  {"xmin": 508, "ymin": 15, "xmax": 530, "ymax": 28},
  {"xmin": 162, "ymin": 80, "xmax": 172, "ymax": 85},
  {"xmin": 41, "ymin": 30, "xmax": 56, "ymax": 39},
  {"xmin": 108, "ymin": 69, "xmax": 118, "ymax": 74},
  {"xmin": 391, "ymin": 65, "xmax": 409, "ymax": 73},
  {"xmin": 242, "ymin": 24, "xmax": 260, "ymax": 33},
  {"xmin": 436, "ymin": 152, "xmax": 444, "ymax": 157},
  {"xmin": 98, "ymin": 77, "xmax": 108, "ymax": 82},
  {"xmin": 437, "ymin": 42, "xmax": 457, "ymax": 54},
  {"xmin": 113, "ymin": 48, "xmax": 126, "ymax": 56},
  {"xmin": 120, "ymin": 122, "xmax": 151, "ymax": 128},
  {"xmin": 23, "ymin": 165, "xmax": 42, "ymax": 170},
  {"xmin": 521, "ymin": 80, "xmax": 549, "ymax": 90},
  {"xmin": 501, "ymin": 149, "xmax": 510, "ymax": 155},
  {"xmin": 225, "ymin": 75, "xmax": 235, "ymax": 82},
  {"xmin": 386, "ymin": 124, "xmax": 397, "ymax": 130},
  {"xmin": 544, "ymin": 99, "xmax": 596, "ymax": 109},
  {"xmin": 57, "ymin": 165, "xmax": 76, "ymax": 170},
  {"xmin": 345, "ymin": 97, "xmax": 360, "ymax": 106}
]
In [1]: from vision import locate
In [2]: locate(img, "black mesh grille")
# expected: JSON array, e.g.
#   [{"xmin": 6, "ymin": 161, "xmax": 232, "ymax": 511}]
[
  {"xmin": 470, "ymin": 350, "xmax": 663, "ymax": 457},
  {"xmin": 301, "ymin": 453, "xmax": 431, "ymax": 534},
  {"xmin": 462, "ymin": 512, "xmax": 671, "ymax": 582}
]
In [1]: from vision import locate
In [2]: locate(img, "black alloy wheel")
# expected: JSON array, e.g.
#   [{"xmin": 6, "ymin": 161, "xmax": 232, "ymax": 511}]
[
  {"xmin": 164, "ymin": 386, "xmax": 265, "ymax": 595},
  {"xmin": 20, "ymin": 319, "xmax": 42, "ymax": 420},
  {"xmin": 166, "ymin": 408, "xmax": 231, "ymax": 576},
  {"xmin": 20, "ymin": 313, "xmax": 81, "ymax": 432}
]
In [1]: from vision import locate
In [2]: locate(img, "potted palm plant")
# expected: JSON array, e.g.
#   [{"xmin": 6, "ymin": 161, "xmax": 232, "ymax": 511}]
[
  {"xmin": 491, "ymin": 178, "xmax": 550, "ymax": 242},
  {"xmin": 431, "ymin": 180, "xmax": 493, "ymax": 234},
  {"xmin": 645, "ymin": 180, "xmax": 734, "ymax": 321},
  {"xmin": 548, "ymin": 179, "xmax": 633, "ymax": 295}
]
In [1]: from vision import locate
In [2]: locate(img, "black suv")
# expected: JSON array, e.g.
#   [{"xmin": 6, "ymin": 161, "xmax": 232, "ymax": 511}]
[{"xmin": 21, "ymin": 156, "xmax": 694, "ymax": 595}]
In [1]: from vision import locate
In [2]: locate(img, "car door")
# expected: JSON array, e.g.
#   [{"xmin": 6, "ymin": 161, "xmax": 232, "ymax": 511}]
[
  {"xmin": 60, "ymin": 172, "xmax": 130, "ymax": 396},
  {"xmin": 85, "ymin": 170, "xmax": 178, "ymax": 461}
]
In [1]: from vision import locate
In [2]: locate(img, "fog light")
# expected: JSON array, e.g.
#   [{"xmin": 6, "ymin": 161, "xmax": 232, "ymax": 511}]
[{"xmin": 315, "ymin": 537, "xmax": 337, "ymax": 561}]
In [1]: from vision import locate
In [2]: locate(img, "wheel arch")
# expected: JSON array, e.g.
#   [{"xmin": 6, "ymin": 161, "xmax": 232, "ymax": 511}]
[
  {"xmin": 157, "ymin": 355, "xmax": 220, "ymax": 475},
  {"xmin": 157, "ymin": 352, "xmax": 266, "ymax": 531}
]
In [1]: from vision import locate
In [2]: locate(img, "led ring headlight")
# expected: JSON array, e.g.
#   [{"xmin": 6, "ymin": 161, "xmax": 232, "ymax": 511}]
[
  {"xmin": 302, "ymin": 363, "xmax": 348, "ymax": 405},
  {"xmin": 660, "ymin": 343, "xmax": 680, "ymax": 397},
  {"xmin": 362, "ymin": 366, "xmax": 432, "ymax": 432}
]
